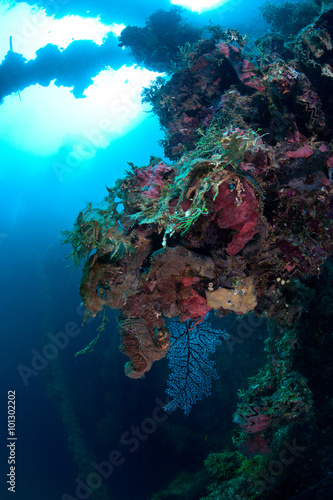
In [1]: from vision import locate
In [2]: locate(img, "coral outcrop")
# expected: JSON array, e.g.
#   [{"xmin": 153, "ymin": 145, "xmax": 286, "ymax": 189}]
[{"xmin": 63, "ymin": 3, "xmax": 333, "ymax": 497}]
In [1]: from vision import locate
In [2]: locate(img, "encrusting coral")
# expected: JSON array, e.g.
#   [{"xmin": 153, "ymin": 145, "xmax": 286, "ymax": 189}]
[{"xmin": 206, "ymin": 277, "xmax": 257, "ymax": 314}]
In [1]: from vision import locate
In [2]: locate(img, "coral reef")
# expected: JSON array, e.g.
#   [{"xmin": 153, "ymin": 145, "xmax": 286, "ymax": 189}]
[
  {"xmin": 64, "ymin": 4, "xmax": 333, "ymax": 498},
  {"xmin": 261, "ymin": 0, "xmax": 321, "ymax": 36},
  {"xmin": 118, "ymin": 7, "xmax": 201, "ymax": 73}
]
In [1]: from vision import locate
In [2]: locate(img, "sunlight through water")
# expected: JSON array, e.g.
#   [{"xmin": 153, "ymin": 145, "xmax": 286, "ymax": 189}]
[
  {"xmin": 171, "ymin": 0, "xmax": 229, "ymax": 12},
  {"xmin": 0, "ymin": 1, "xmax": 159, "ymax": 158}
]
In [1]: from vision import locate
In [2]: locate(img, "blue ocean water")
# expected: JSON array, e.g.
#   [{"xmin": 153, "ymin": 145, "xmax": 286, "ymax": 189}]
[{"xmin": 0, "ymin": 1, "xmax": 321, "ymax": 500}]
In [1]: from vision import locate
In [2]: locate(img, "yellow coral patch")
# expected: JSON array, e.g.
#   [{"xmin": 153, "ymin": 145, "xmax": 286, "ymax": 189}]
[{"xmin": 205, "ymin": 277, "xmax": 257, "ymax": 314}]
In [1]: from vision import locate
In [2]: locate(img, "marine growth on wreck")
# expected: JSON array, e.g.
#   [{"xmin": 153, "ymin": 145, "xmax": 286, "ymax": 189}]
[{"xmin": 63, "ymin": 2, "xmax": 333, "ymax": 498}]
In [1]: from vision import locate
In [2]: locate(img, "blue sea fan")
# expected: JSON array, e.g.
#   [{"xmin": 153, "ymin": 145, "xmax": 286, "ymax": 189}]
[{"xmin": 164, "ymin": 313, "xmax": 229, "ymax": 415}]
